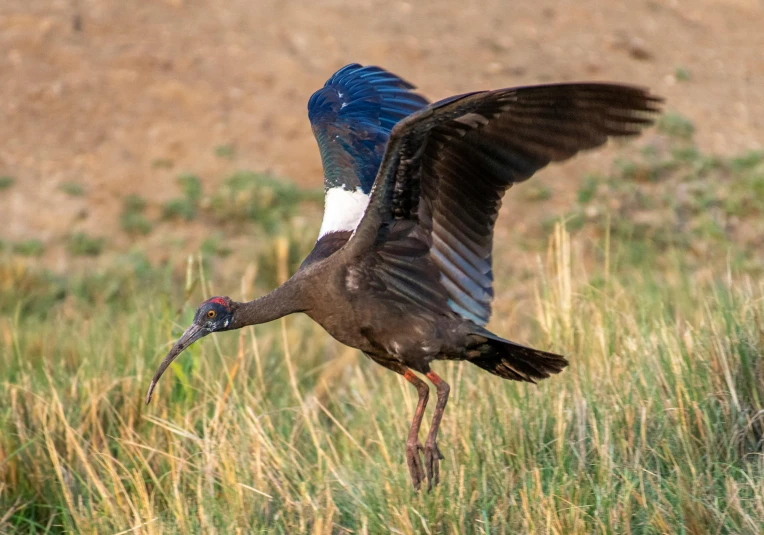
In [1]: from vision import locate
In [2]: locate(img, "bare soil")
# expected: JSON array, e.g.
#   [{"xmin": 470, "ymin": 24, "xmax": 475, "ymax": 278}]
[{"xmin": 1, "ymin": 0, "xmax": 762, "ymax": 269}]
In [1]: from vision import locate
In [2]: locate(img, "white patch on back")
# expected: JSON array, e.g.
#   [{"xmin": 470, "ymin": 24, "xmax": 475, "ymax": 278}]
[{"xmin": 318, "ymin": 187, "xmax": 370, "ymax": 238}]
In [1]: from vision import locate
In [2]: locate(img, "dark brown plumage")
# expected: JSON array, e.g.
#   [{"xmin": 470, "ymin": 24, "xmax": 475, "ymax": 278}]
[{"xmin": 146, "ymin": 64, "xmax": 662, "ymax": 491}]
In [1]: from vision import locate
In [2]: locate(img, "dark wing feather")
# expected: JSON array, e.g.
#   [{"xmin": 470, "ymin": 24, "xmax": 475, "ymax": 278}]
[
  {"xmin": 308, "ymin": 64, "xmax": 429, "ymax": 193},
  {"xmin": 352, "ymin": 221, "xmax": 450, "ymax": 313},
  {"xmin": 344, "ymin": 83, "xmax": 662, "ymax": 324}
]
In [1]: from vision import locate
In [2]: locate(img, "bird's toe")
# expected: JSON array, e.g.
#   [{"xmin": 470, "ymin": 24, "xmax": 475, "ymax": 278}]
[
  {"xmin": 424, "ymin": 440, "xmax": 443, "ymax": 491},
  {"xmin": 405, "ymin": 441, "xmax": 425, "ymax": 491}
]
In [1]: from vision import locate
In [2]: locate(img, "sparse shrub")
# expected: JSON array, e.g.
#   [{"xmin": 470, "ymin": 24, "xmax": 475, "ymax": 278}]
[
  {"xmin": 13, "ymin": 239, "xmax": 44, "ymax": 256},
  {"xmin": 177, "ymin": 173, "xmax": 202, "ymax": 203},
  {"xmin": 658, "ymin": 112, "xmax": 695, "ymax": 139},
  {"xmin": 162, "ymin": 198, "xmax": 197, "ymax": 221},
  {"xmin": 121, "ymin": 194, "xmax": 153, "ymax": 235},
  {"xmin": 522, "ymin": 183, "xmax": 553, "ymax": 202},
  {"xmin": 675, "ymin": 66, "xmax": 692, "ymax": 81},
  {"xmin": 671, "ymin": 145, "xmax": 701, "ymax": 163},
  {"xmin": 557, "ymin": 138, "xmax": 764, "ymax": 270},
  {"xmin": 121, "ymin": 213, "xmax": 152, "ymax": 235},
  {"xmin": 60, "ymin": 182, "xmax": 85, "ymax": 196},
  {"xmin": 577, "ymin": 174, "xmax": 599, "ymax": 203},
  {"xmin": 67, "ymin": 233, "xmax": 104, "ymax": 256},
  {"xmin": 123, "ymin": 194, "xmax": 146, "ymax": 212},
  {"xmin": 209, "ymin": 171, "xmax": 321, "ymax": 233},
  {"xmin": 730, "ymin": 150, "xmax": 764, "ymax": 172},
  {"xmin": 214, "ymin": 144, "xmax": 236, "ymax": 159},
  {"xmin": 201, "ymin": 234, "xmax": 232, "ymax": 257},
  {"xmin": 0, "ymin": 176, "xmax": 15, "ymax": 190},
  {"xmin": 613, "ymin": 157, "xmax": 675, "ymax": 182},
  {"xmin": 151, "ymin": 158, "xmax": 174, "ymax": 169},
  {"xmin": 162, "ymin": 173, "xmax": 203, "ymax": 221}
]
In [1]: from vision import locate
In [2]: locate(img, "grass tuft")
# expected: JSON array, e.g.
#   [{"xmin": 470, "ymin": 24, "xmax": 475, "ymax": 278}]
[
  {"xmin": 0, "ymin": 176, "xmax": 15, "ymax": 190},
  {"xmin": 214, "ymin": 144, "xmax": 236, "ymax": 159},
  {"xmin": 657, "ymin": 112, "xmax": 696, "ymax": 139},
  {"xmin": 12, "ymin": 239, "xmax": 45, "ymax": 257},
  {"xmin": 162, "ymin": 174, "xmax": 203, "ymax": 221},
  {"xmin": 2, "ymin": 220, "xmax": 762, "ymax": 533},
  {"xmin": 59, "ymin": 182, "xmax": 85, "ymax": 196},
  {"xmin": 121, "ymin": 194, "xmax": 153, "ymax": 235},
  {"xmin": 675, "ymin": 66, "xmax": 692, "ymax": 81},
  {"xmin": 209, "ymin": 170, "xmax": 322, "ymax": 233},
  {"xmin": 67, "ymin": 232, "xmax": 105, "ymax": 256}
]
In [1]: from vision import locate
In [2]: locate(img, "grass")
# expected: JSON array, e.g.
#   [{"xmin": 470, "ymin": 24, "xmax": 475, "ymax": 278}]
[
  {"xmin": 1, "ymin": 140, "xmax": 763, "ymax": 533},
  {"xmin": 162, "ymin": 198, "xmax": 197, "ymax": 222},
  {"xmin": 162, "ymin": 174, "xmax": 203, "ymax": 222},
  {"xmin": 209, "ymin": 170, "xmax": 322, "ymax": 233},
  {"xmin": 59, "ymin": 182, "xmax": 85, "ymax": 197},
  {"xmin": 152, "ymin": 159, "xmax": 174, "ymax": 170},
  {"xmin": 657, "ymin": 113, "xmax": 695, "ymax": 140},
  {"xmin": 521, "ymin": 183, "xmax": 553, "ymax": 202},
  {"xmin": 214, "ymin": 144, "xmax": 236, "ymax": 159},
  {"xmin": 675, "ymin": 66, "xmax": 692, "ymax": 82},
  {"xmin": 576, "ymin": 174, "xmax": 600, "ymax": 204},
  {"xmin": 556, "ymin": 138, "xmax": 764, "ymax": 273},
  {"xmin": 12, "ymin": 240, "xmax": 45, "ymax": 257},
  {"xmin": 158, "ymin": 170, "xmax": 322, "ymax": 235},
  {"xmin": 0, "ymin": 176, "xmax": 15, "ymax": 190},
  {"xmin": 121, "ymin": 195, "xmax": 153, "ymax": 236},
  {"xmin": 66, "ymin": 233, "xmax": 105, "ymax": 256},
  {"xmin": 200, "ymin": 234, "xmax": 232, "ymax": 258},
  {"xmin": 2, "ymin": 227, "xmax": 763, "ymax": 533}
]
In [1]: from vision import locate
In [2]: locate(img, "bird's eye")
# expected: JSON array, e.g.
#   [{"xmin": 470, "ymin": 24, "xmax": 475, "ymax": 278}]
[{"xmin": 207, "ymin": 310, "xmax": 216, "ymax": 318}]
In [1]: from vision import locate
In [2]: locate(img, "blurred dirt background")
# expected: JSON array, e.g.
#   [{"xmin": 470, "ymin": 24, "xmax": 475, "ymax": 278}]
[{"xmin": 1, "ymin": 0, "xmax": 762, "ymax": 270}]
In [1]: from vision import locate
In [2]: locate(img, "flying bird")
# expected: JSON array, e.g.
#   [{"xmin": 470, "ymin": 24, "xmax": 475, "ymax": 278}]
[{"xmin": 146, "ymin": 64, "xmax": 661, "ymax": 491}]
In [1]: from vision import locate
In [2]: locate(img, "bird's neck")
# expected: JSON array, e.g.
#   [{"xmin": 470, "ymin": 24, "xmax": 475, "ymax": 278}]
[{"xmin": 231, "ymin": 277, "xmax": 308, "ymax": 328}]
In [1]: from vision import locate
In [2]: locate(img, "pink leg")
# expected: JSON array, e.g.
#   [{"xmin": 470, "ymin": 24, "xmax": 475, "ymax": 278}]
[{"xmin": 423, "ymin": 370, "xmax": 450, "ymax": 490}]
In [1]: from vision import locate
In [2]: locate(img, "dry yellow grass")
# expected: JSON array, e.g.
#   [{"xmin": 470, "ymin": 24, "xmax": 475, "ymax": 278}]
[{"xmin": 2, "ymin": 222, "xmax": 763, "ymax": 533}]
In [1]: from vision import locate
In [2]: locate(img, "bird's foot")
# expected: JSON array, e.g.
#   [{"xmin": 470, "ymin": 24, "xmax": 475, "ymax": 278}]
[
  {"xmin": 424, "ymin": 439, "xmax": 444, "ymax": 491},
  {"xmin": 406, "ymin": 440, "xmax": 425, "ymax": 491}
]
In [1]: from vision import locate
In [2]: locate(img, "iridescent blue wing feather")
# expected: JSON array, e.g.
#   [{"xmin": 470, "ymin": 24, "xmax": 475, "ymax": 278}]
[{"xmin": 308, "ymin": 64, "xmax": 429, "ymax": 194}]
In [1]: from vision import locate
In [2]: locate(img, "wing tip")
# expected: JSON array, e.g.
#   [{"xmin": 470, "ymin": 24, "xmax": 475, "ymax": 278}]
[{"xmin": 307, "ymin": 63, "xmax": 429, "ymax": 128}]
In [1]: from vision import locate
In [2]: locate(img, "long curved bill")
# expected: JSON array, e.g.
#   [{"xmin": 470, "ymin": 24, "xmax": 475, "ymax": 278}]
[{"xmin": 145, "ymin": 323, "xmax": 208, "ymax": 405}]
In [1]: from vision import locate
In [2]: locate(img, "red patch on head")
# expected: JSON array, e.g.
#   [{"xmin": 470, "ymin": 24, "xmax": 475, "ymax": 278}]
[{"xmin": 207, "ymin": 297, "xmax": 230, "ymax": 308}]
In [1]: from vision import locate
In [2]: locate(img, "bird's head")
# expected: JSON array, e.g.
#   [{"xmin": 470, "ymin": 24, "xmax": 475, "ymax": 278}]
[
  {"xmin": 193, "ymin": 296, "xmax": 235, "ymax": 332},
  {"xmin": 145, "ymin": 296, "xmax": 235, "ymax": 404}
]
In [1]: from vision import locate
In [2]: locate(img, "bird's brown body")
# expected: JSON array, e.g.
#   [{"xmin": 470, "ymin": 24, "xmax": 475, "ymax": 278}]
[
  {"xmin": 146, "ymin": 64, "xmax": 661, "ymax": 491},
  {"xmin": 299, "ymin": 225, "xmax": 469, "ymax": 372}
]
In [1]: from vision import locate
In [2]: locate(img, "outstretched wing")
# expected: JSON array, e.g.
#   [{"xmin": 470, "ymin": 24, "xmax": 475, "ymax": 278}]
[
  {"xmin": 344, "ymin": 83, "xmax": 662, "ymax": 324},
  {"xmin": 308, "ymin": 64, "xmax": 429, "ymax": 238}
]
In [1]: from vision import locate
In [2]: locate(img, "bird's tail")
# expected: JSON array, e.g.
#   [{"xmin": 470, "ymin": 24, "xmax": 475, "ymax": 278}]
[{"xmin": 466, "ymin": 328, "xmax": 568, "ymax": 383}]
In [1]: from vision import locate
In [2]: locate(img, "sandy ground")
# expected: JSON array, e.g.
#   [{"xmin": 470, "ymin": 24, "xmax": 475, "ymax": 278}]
[{"xmin": 1, "ymin": 0, "xmax": 762, "ymax": 268}]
